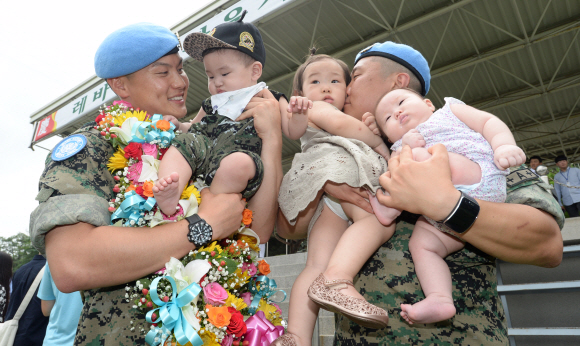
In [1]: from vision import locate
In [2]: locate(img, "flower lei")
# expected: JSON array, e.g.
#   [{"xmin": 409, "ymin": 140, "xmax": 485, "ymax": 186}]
[{"xmin": 98, "ymin": 101, "xmax": 286, "ymax": 345}]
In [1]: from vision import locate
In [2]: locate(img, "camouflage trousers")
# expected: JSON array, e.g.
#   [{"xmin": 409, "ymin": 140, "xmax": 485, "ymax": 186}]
[
  {"xmin": 172, "ymin": 114, "xmax": 264, "ymax": 200},
  {"xmin": 333, "ymin": 215, "xmax": 508, "ymax": 346}
]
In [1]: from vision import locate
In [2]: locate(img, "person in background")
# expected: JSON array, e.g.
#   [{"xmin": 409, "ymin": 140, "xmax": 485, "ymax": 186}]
[
  {"xmin": 4, "ymin": 253, "xmax": 49, "ymax": 346},
  {"xmin": 529, "ymin": 155, "xmax": 542, "ymax": 173},
  {"xmin": 0, "ymin": 251, "xmax": 12, "ymax": 323},
  {"xmin": 38, "ymin": 264, "xmax": 83, "ymax": 346},
  {"xmin": 553, "ymin": 154, "xmax": 580, "ymax": 217}
]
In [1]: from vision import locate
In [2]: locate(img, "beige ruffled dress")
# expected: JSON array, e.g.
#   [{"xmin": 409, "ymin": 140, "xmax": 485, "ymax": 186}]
[{"xmin": 279, "ymin": 126, "xmax": 388, "ymax": 225}]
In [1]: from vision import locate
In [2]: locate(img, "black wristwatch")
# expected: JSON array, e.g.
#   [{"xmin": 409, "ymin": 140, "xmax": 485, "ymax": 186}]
[
  {"xmin": 438, "ymin": 191, "xmax": 480, "ymax": 234},
  {"xmin": 186, "ymin": 214, "xmax": 213, "ymax": 248}
]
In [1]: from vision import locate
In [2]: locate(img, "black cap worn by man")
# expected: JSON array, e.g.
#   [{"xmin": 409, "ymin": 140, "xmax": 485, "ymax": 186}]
[{"xmin": 184, "ymin": 10, "xmax": 266, "ymax": 67}]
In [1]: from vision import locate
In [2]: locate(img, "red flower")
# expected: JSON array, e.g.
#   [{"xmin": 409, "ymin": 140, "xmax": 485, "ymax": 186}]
[
  {"xmin": 95, "ymin": 113, "xmax": 105, "ymax": 124},
  {"xmin": 135, "ymin": 186, "xmax": 146, "ymax": 198},
  {"xmin": 226, "ymin": 307, "xmax": 247, "ymax": 336},
  {"xmin": 124, "ymin": 143, "xmax": 143, "ymax": 160},
  {"xmin": 158, "ymin": 147, "xmax": 169, "ymax": 159}
]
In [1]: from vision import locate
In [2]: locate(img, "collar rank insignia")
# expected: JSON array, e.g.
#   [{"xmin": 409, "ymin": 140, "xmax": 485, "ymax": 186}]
[
  {"xmin": 239, "ymin": 32, "xmax": 255, "ymax": 52},
  {"xmin": 506, "ymin": 168, "xmax": 539, "ymax": 188},
  {"xmin": 51, "ymin": 134, "xmax": 87, "ymax": 161}
]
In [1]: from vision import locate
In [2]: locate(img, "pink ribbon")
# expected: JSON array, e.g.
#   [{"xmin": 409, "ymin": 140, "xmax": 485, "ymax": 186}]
[{"xmin": 243, "ymin": 311, "xmax": 284, "ymax": 346}]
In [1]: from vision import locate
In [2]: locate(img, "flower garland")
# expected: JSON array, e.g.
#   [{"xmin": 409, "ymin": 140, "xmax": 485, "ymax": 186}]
[{"xmin": 98, "ymin": 101, "xmax": 286, "ymax": 346}]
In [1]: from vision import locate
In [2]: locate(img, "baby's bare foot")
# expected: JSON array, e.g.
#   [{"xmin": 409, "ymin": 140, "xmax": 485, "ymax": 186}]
[
  {"xmin": 153, "ymin": 172, "xmax": 181, "ymax": 216},
  {"xmin": 400, "ymin": 294, "xmax": 456, "ymax": 325},
  {"xmin": 369, "ymin": 191, "xmax": 401, "ymax": 226}
]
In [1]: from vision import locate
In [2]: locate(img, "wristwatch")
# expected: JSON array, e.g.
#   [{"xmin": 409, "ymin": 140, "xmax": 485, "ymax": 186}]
[
  {"xmin": 186, "ymin": 214, "xmax": 213, "ymax": 248},
  {"xmin": 438, "ymin": 191, "xmax": 480, "ymax": 234}
]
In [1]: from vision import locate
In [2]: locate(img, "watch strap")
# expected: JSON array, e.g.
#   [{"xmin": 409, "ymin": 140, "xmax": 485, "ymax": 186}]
[
  {"xmin": 439, "ymin": 191, "xmax": 480, "ymax": 234},
  {"xmin": 186, "ymin": 213, "xmax": 202, "ymax": 225}
]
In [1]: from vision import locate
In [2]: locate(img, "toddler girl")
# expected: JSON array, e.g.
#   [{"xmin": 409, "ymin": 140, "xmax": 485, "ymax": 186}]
[
  {"xmin": 370, "ymin": 88, "xmax": 525, "ymax": 324},
  {"xmin": 274, "ymin": 53, "xmax": 397, "ymax": 346}
]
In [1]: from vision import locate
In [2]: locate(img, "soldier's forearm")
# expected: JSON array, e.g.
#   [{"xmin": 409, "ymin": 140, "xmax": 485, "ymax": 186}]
[
  {"xmin": 458, "ymin": 201, "xmax": 563, "ymax": 268},
  {"xmin": 45, "ymin": 221, "xmax": 193, "ymax": 293}
]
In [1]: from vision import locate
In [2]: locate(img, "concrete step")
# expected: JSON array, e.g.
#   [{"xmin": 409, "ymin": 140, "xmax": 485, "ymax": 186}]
[
  {"xmin": 264, "ymin": 252, "xmax": 307, "ymax": 266},
  {"xmin": 267, "ymin": 262, "xmax": 307, "ymax": 278}
]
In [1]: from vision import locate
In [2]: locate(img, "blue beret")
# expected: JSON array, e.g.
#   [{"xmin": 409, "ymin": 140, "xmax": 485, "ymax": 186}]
[
  {"xmin": 354, "ymin": 41, "xmax": 431, "ymax": 96},
  {"xmin": 95, "ymin": 23, "xmax": 179, "ymax": 79}
]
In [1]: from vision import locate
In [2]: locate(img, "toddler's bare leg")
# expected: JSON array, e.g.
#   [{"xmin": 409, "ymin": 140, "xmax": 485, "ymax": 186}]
[
  {"xmin": 400, "ymin": 217, "xmax": 464, "ymax": 324},
  {"xmin": 279, "ymin": 206, "xmax": 349, "ymax": 346},
  {"xmin": 322, "ymin": 203, "xmax": 396, "ymax": 300},
  {"xmin": 153, "ymin": 146, "xmax": 192, "ymax": 215},
  {"xmin": 411, "ymin": 147, "xmax": 482, "ymax": 186},
  {"xmin": 210, "ymin": 152, "xmax": 256, "ymax": 195}
]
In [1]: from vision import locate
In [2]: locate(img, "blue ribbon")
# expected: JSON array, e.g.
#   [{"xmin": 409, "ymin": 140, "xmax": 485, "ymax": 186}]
[
  {"xmin": 130, "ymin": 114, "xmax": 176, "ymax": 148},
  {"xmin": 110, "ymin": 190, "xmax": 156, "ymax": 226},
  {"xmin": 145, "ymin": 276, "xmax": 203, "ymax": 346},
  {"xmin": 248, "ymin": 276, "xmax": 286, "ymax": 315}
]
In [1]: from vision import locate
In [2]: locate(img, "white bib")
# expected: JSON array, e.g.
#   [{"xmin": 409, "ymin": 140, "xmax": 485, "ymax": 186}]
[{"xmin": 210, "ymin": 82, "xmax": 267, "ymax": 121}]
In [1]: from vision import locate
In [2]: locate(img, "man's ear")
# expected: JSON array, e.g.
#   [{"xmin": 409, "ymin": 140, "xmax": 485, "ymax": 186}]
[
  {"xmin": 108, "ymin": 77, "xmax": 130, "ymax": 99},
  {"xmin": 251, "ymin": 62, "xmax": 263, "ymax": 81},
  {"xmin": 394, "ymin": 73, "xmax": 411, "ymax": 89}
]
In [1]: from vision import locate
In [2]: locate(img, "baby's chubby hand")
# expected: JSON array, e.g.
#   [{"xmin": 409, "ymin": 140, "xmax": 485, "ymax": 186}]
[
  {"xmin": 163, "ymin": 115, "xmax": 190, "ymax": 132},
  {"xmin": 287, "ymin": 96, "xmax": 313, "ymax": 118},
  {"xmin": 362, "ymin": 112, "xmax": 380, "ymax": 136},
  {"xmin": 494, "ymin": 144, "xmax": 526, "ymax": 170},
  {"xmin": 401, "ymin": 129, "xmax": 425, "ymax": 148}
]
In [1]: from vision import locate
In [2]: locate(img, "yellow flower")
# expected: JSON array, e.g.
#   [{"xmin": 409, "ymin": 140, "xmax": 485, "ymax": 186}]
[
  {"xmin": 107, "ymin": 148, "xmax": 128, "ymax": 172},
  {"xmin": 238, "ymin": 235, "xmax": 260, "ymax": 252},
  {"xmin": 113, "ymin": 109, "xmax": 148, "ymax": 125},
  {"xmin": 198, "ymin": 242, "xmax": 222, "ymax": 255},
  {"xmin": 257, "ymin": 299, "xmax": 283, "ymax": 326},
  {"xmin": 232, "ymin": 268, "xmax": 251, "ymax": 288},
  {"xmin": 199, "ymin": 329, "xmax": 220, "ymax": 346},
  {"xmin": 225, "ymin": 292, "xmax": 248, "ymax": 311},
  {"xmin": 181, "ymin": 185, "xmax": 201, "ymax": 204}
]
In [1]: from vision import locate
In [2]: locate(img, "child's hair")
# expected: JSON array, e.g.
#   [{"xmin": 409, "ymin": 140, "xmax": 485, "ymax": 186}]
[
  {"xmin": 292, "ymin": 48, "xmax": 351, "ymax": 95},
  {"xmin": 375, "ymin": 87, "xmax": 426, "ymax": 145},
  {"xmin": 202, "ymin": 47, "xmax": 257, "ymax": 67}
]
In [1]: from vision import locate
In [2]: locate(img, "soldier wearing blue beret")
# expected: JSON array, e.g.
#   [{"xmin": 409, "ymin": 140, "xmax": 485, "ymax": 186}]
[
  {"xmin": 276, "ymin": 40, "xmax": 564, "ymax": 346},
  {"xmin": 30, "ymin": 22, "xmax": 283, "ymax": 345}
]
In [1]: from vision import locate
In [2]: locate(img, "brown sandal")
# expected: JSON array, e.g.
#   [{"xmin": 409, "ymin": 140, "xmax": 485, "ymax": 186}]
[
  {"xmin": 271, "ymin": 333, "xmax": 299, "ymax": 346},
  {"xmin": 307, "ymin": 273, "xmax": 389, "ymax": 329}
]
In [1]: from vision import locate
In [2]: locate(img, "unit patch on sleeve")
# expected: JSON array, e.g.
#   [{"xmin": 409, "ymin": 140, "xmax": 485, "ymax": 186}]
[{"xmin": 51, "ymin": 134, "xmax": 87, "ymax": 161}]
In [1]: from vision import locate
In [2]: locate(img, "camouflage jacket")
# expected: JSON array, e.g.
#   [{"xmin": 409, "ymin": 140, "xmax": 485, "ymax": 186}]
[
  {"xmin": 334, "ymin": 166, "xmax": 564, "ymax": 346},
  {"xmin": 29, "ymin": 123, "xmax": 148, "ymax": 345}
]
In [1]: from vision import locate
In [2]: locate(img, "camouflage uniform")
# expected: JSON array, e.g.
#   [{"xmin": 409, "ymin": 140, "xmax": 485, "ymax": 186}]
[
  {"xmin": 172, "ymin": 90, "xmax": 286, "ymax": 200},
  {"xmin": 29, "ymin": 123, "xmax": 152, "ymax": 346},
  {"xmin": 334, "ymin": 166, "xmax": 564, "ymax": 346}
]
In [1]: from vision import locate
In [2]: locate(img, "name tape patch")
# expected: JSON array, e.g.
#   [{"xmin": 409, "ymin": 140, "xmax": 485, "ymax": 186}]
[
  {"xmin": 506, "ymin": 168, "xmax": 539, "ymax": 188},
  {"xmin": 51, "ymin": 134, "xmax": 87, "ymax": 161}
]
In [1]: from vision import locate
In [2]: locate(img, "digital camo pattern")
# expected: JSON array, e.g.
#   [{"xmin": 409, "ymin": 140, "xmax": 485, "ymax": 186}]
[
  {"xmin": 29, "ymin": 123, "xmax": 116, "ymax": 254},
  {"xmin": 76, "ymin": 284, "xmax": 146, "ymax": 346},
  {"xmin": 172, "ymin": 90, "xmax": 285, "ymax": 200},
  {"xmin": 506, "ymin": 165, "xmax": 565, "ymax": 230},
  {"xmin": 334, "ymin": 178, "xmax": 564, "ymax": 346},
  {"xmin": 30, "ymin": 194, "xmax": 110, "ymax": 254},
  {"xmin": 28, "ymin": 123, "xmax": 149, "ymax": 345}
]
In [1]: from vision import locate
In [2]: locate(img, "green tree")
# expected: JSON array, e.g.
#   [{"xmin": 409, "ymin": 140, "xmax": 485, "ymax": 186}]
[{"xmin": 0, "ymin": 233, "xmax": 38, "ymax": 272}]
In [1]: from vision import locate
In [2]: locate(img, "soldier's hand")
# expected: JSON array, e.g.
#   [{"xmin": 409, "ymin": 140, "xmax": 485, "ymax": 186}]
[{"xmin": 239, "ymin": 89, "xmax": 281, "ymax": 142}]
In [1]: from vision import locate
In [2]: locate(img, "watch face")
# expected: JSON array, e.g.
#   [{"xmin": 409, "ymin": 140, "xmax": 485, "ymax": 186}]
[{"xmin": 188, "ymin": 220, "xmax": 213, "ymax": 246}]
